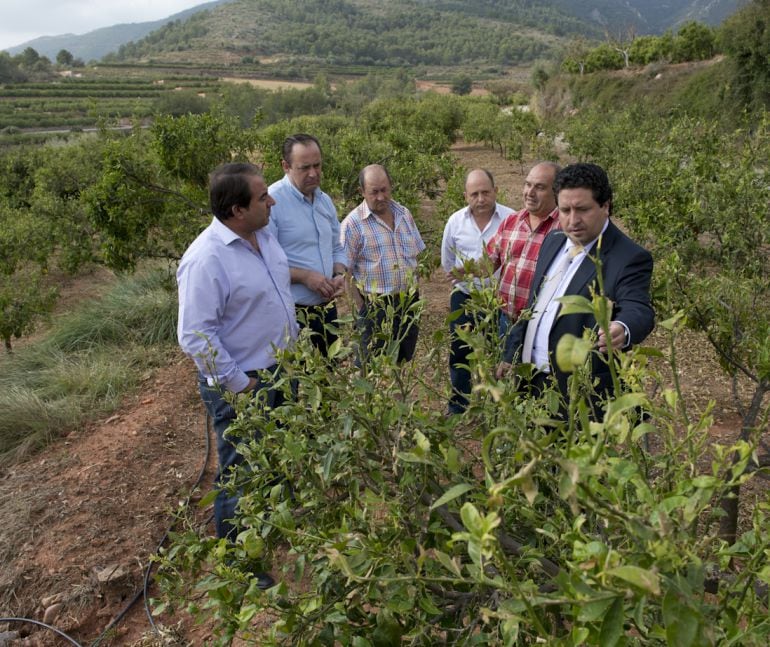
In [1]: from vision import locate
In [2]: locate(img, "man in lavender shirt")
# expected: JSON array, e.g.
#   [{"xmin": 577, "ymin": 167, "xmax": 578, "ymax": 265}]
[{"xmin": 177, "ymin": 163, "xmax": 297, "ymax": 588}]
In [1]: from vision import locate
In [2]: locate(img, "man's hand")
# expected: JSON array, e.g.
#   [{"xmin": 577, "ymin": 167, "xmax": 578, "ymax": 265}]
[
  {"xmin": 239, "ymin": 376, "xmax": 258, "ymax": 393},
  {"xmin": 330, "ymin": 273, "xmax": 346, "ymax": 298},
  {"xmin": 597, "ymin": 321, "xmax": 627, "ymax": 353},
  {"xmin": 447, "ymin": 267, "xmax": 465, "ymax": 284},
  {"xmin": 299, "ymin": 269, "xmax": 335, "ymax": 299},
  {"xmin": 495, "ymin": 361, "xmax": 512, "ymax": 379}
]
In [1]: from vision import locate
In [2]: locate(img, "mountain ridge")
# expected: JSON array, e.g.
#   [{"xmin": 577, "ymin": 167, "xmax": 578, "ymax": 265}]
[
  {"xmin": 3, "ymin": 0, "xmax": 746, "ymax": 65},
  {"xmin": 3, "ymin": 0, "xmax": 234, "ymax": 62}
]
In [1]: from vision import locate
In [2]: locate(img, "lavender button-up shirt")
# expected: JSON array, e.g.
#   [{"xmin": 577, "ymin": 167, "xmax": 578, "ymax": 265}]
[{"xmin": 177, "ymin": 217, "xmax": 297, "ymax": 393}]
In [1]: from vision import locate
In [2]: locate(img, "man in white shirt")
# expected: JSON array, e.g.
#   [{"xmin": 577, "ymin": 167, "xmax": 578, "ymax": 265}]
[{"xmin": 441, "ymin": 169, "xmax": 513, "ymax": 414}]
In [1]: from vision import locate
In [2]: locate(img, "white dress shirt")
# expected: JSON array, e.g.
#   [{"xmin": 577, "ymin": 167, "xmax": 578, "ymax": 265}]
[
  {"xmin": 441, "ymin": 203, "xmax": 513, "ymax": 294},
  {"xmin": 530, "ymin": 220, "xmax": 629, "ymax": 372}
]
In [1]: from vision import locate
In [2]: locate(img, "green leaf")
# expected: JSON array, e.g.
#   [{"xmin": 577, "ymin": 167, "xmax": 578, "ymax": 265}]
[
  {"xmin": 460, "ymin": 502, "xmax": 482, "ymax": 533},
  {"xmin": 690, "ymin": 476, "xmax": 718, "ymax": 488},
  {"xmin": 578, "ymin": 594, "xmax": 616, "ymax": 622},
  {"xmin": 198, "ymin": 488, "xmax": 218, "ymax": 508},
  {"xmin": 419, "ymin": 595, "xmax": 443, "ymax": 615},
  {"xmin": 430, "ymin": 483, "xmax": 474, "ymax": 510},
  {"xmin": 558, "ymin": 294, "xmax": 594, "ymax": 315},
  {"xmin": 605, "ymin": 393, "xmax": 648, "ymax": 421},
  {"xmin": 607, "ymin": 565, "xmax": 661, "ymax": 596},
  {"xmin": 632, "ymin": 422, "xmax": 656, "ymax": 442},
  {"xmin": 555, "ymin": 333, "xmax": 593, "ymax": 372},
  {"xmin": 663, "ymin": 587, "xmax": 700, "ymax": 647},
  {"xmin": 599, "ymin": 596, "xmax": 625, "ymax": 647},
  {"xmin": 396, "ymin": 451, "xmax": 433, "ymax": 465},
  {"xmin": 434, "ymin": 549, "xmax": 463, "ymax": 577}
]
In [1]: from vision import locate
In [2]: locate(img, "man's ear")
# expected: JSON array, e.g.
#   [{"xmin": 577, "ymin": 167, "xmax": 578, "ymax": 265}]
[{"xmin": 281, "ymin": 159, "xmax": 290, "ymax": 173}]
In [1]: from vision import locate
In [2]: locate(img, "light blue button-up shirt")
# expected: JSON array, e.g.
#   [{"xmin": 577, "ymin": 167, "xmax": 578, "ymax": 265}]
[
  {"xmin": 177, "ymin": 217, "xmax": 297, "ymax": 393},
  {"xmin": 268, "ymin": 175, "xmax": 347, "ymax": 306}
]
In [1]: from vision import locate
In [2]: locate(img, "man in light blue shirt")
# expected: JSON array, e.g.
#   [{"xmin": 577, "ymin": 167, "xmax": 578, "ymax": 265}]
[
  {"xmin": 268, "ymin": 134, "xmax": 347, "ymax": 356},
  {"xmin": 177, "ymin": 163, "xmax": 296, "ymax": 588}
]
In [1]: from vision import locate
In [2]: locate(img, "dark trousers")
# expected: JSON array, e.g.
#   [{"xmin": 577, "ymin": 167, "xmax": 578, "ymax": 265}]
[
  {"xmin": 358, "ymin": 291, "xmax": 420, "ymax": 364},
  {"xmin": 448, "ymin": 290, "xmax": 476, "ymax": 414},
  {"xmin": 198, "ymin": 367, "xmax": 283, "ymax": 541},
  {"xmin": 295, "ymin": 303, "xmax": 338, "ymax": 357}
]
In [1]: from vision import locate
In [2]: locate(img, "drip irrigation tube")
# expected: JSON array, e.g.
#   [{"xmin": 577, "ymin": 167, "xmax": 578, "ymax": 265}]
[{"xmin": 1, "ymin": 410, "xmax": 212, "ymax": 647}]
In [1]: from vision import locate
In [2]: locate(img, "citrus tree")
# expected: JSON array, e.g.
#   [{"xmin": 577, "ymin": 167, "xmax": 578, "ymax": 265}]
[
  {"xmin": 154, "ymin": 291, "xmax": 770, "ymax": 645},
  {"xmin": 566, "ymin": 107, "xmax": 770, "ymax": 545}
]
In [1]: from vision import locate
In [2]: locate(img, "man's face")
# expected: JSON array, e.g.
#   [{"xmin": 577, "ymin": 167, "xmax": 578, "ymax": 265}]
[
  {"xmin": 557, "ymin": 187, "xmax": 609, "ymax": 245},
  {"xmin": 240, "ymin": 175, "xmax": 275, "ymax": 231},
  {"xmin": 362, "ymin": 169, "xmax": 392, "ymax": 216},
  {"xmin": 522, "ymin": 164, "xmax": 557, "ymax": 218},
  {"xmin": 464, "ymin": 171, "xmax": 497, "ymax": 219},
  {"xmin": 283, "ymin": 142, "xmax": 322, "ymax": 197}
]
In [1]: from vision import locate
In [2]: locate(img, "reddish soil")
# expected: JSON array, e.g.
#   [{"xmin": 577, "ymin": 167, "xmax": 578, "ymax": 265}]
[{"xmin": 0, "ymin": 143, "xmax": 763, "ymax": 646}]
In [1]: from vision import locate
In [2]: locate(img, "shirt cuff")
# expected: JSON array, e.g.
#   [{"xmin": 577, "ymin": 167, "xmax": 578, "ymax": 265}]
[{"xmin": 615, "ymin": 320, "xmax": 631, "ymax": 349}]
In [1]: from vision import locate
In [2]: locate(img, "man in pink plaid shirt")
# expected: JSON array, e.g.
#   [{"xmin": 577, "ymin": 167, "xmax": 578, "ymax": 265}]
[
  {"xmin": 341, "ymin": 164, "xmax": 425, "ymax": 363},
  {"xmin": 486, "ymin": 162, "xmax": 561, "ymax": 341}
]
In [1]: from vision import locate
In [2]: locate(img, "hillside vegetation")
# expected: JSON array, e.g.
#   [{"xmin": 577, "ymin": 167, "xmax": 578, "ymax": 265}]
[{"xmin": 105, "ymin": 0, "xmax": 592, "ymax": 67}]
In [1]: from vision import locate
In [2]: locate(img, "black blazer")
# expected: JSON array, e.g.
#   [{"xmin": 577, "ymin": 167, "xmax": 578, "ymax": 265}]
[{"xmin": 504, "ymin": 220, "xmax": 654, "ymax": 397}]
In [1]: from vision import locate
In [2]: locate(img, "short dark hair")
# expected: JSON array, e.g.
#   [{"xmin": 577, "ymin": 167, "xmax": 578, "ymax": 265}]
[
  {"xmin": 209, "ymin": 163, "xmax": 262, "ymax": 221},
  {"xmin": 358, "ymin": 164, "xmax": 393, "ymax": 190},
  {"xmin": 282, "ymin": 133, "xmax": 322, "ymax": 165},
  {"xmin": 554, "ymin": 163, "xmax": 612, "ymax": 212}
]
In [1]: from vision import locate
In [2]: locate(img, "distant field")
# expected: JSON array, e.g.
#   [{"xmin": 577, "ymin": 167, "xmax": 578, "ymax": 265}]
[
  {"xmin": 220, "ymin": 77, "xmax": 314, "ymax": 90},
  {"xmin": 416, "ymin": 80, "xmax": 490, "ymax": 96}
]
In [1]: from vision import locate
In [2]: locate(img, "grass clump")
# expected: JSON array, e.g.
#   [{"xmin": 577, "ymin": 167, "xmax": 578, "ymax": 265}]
[{"xmin": 0, "ymin": 268, "xmax": 178, "ymax": 463}]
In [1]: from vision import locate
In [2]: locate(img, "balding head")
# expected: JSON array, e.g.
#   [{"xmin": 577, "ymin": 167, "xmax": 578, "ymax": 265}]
[
  {"xmin": 464, "ymin": 168, "xmax": 497, "ymax": 220},
  {"xmin": 522, "ymin": 161, "xmax": 560, "ymax": 219},
  {"xmin": 359, "ymin": 164, "xmax": 394, "ymax": 217}
]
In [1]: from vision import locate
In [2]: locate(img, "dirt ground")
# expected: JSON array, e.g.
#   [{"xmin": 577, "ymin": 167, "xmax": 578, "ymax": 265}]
[{"xmin": 0, "ymin": 143, "xmax": 763, "ymax": 646}]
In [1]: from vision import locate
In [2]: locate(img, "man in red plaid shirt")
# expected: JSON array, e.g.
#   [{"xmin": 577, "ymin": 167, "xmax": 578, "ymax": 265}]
[{"xmin": 486, "ymin": 162, "xmax": 561, "ymax": 341}]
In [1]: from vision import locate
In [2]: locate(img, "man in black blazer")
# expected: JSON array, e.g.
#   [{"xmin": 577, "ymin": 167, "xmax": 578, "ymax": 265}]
[{"xmin": 499, "ymin": 163, "xmax": 654, "ymax": 408}]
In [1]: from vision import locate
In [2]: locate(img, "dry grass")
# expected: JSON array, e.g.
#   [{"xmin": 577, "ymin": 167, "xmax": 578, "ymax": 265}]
[{"xmin": 219, "ymin": 77, "xmax": 314, "ymax": 91}]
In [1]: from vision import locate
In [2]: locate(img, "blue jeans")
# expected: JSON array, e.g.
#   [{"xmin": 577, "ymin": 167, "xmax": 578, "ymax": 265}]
[
  {"xmin": 198, "ymin": 367, "xmax": 283, "ymax": 541},
  {"xmin": 448, "ymin": 290, "xmax": 475, "ymax": 414}
]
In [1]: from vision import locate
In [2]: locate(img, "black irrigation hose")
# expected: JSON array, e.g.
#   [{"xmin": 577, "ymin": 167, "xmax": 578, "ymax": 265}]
[
  {"xmin": 0, "ymin": 617, "xmax": 84, "ymax": 646},
  {"xmin": 1, "ymin": 409, "xmax": 213, "ymax": 647}
]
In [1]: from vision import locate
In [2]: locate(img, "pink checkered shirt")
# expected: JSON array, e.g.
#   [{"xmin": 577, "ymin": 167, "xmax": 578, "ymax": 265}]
[
  {"xmin": 341, "ymin": 200, "xmax": 425, "ymax": 295},
  {"xmin": 486, "ymin": 208, "xmax": 561, "ymax": 319}
]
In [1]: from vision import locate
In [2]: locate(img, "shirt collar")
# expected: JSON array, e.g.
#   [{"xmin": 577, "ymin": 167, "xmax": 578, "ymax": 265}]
[
  {"xmin": 565, "ymin": 218, "xmax": 610, "ymax": 255},
  {"xmin": 528, "ymin": 206, "xmax": 559, "ymax": 222},
  {"xmin": 282, "ymin": 174, "xmax": 317, "ymax": 203},
  {"xmin": 465, "ymin": 204, "xmax": 505, "ymax": 220},
  {"xmin": 361, "ymin": 199, "xmax": 402, "ymax": 220},
  {"xmin": 210, "ymin": 216, "xmax": 243, "ymax": 246}
]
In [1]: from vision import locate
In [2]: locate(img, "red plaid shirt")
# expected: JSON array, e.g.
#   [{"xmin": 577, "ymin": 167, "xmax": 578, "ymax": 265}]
[{"xmin": 486, "ymin": 208, "xmax": 561, "ymax": 319}]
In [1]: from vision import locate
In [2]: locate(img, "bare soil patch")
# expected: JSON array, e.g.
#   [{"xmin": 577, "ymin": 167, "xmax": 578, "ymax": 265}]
[
  {"xmin": 0, "ymin": 142, "xmax": 762, "ymax": 645},
  {"xmin": 219, "ymin": 77, "xmax": 314, "ymax": 91}
]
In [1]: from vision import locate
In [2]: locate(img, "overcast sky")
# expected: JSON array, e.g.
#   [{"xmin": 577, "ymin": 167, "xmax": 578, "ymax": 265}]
[{"xmin": 1, "ymin": 0, "xmax": 208, "ymax": 52}]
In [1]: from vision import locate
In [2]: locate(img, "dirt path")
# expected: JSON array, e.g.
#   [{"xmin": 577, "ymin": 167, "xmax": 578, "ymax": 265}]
[{"xmin": 0, "ymin": 143, "xmax": 752, "ymax": 646}]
